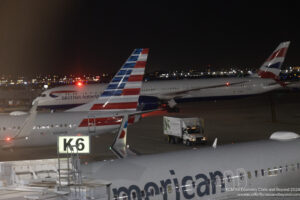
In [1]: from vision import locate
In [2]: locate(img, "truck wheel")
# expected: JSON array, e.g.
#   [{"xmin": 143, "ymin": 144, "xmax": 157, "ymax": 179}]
[
  {"xmin": 167, "ymin": 136, "xmax": 171, "ymax": 144},
  {"xmin": 169, "ymin": 136, "xmax": 175, "ymax": 144},
  {"xmin": 186, "ymin": 140, "xmax": 191, "ymax": 146},
  {"xmin": 174, "ymin": 107, "xmax": 180, "ymax": 113}
]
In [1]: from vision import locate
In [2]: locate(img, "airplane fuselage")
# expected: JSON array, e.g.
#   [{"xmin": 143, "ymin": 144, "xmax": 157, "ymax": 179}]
[
  {"xmin": 34, "ymin": 77, "xmax": 281, "ymax": 109},
  {"xmin": 82, "ymin": 138, "xmax": 300, "ymax": 199},
  {"xmin": 0, "ymin": 111, "xmax": 136, "ymax": 147}
]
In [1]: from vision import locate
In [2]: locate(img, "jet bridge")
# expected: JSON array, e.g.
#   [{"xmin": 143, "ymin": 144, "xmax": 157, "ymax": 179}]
[{"xmin": 0, "ymin": 154, "xmax": 111, "ymax": 199}]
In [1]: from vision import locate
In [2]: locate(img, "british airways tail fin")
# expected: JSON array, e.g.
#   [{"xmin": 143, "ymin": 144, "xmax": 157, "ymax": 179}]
[
  {"xmin": 258, "ymin": 41, "xmax": 290, "ymax": 80},
  {"xmin": 67, "ymin": 48, "xmax": 149, "ymax": 112}
]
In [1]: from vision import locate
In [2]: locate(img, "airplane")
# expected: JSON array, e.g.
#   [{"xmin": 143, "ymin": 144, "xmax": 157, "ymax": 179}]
[
  {"xmin": 0, "ymin": 48, "xmax": 149, "ymax": 148},
  {"xmin": 80, "ymin": 115, "xmax": 300, "ymax": 200},
  {"xmin": 33, "ymin": 41, "xmax": 291, "ymax": 111}
]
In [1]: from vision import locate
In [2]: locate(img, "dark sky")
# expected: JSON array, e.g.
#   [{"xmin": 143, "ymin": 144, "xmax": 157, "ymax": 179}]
[{"xmin": 0, "ymin": 0, "xmax": 299, "ymax": 77}]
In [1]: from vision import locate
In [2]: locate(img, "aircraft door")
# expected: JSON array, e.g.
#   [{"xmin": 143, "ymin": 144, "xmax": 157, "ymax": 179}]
[{"xmin": 88, "ymin": 115, "xmax": 96, "ymax": 134}]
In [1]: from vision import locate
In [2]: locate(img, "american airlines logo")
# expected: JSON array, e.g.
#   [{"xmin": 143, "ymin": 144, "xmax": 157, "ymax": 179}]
[{"xmin": 112, "ymin": 169, "xmax": 248, "ymax": 199}]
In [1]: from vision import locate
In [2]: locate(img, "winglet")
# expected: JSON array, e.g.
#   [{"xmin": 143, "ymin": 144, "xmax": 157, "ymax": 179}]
[
  {"xmin": 16, "ymin": 101, "xmax": 38, "ymax": 139},
  {"xmin": 110, "ymin": 115, "xmax": 137, "ymax": 158},
  {"xmin": 212, "ymin": 138, "xmax": 217, "ymax": 149}
]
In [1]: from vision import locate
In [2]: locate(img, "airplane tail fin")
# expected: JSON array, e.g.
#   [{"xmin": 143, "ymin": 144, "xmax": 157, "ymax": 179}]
[
  {"xmin": 67, "ymin": 48, "xmax": 149, "ymax": 112},
  {"xmin": 110, "ymin": 115, "xmax": 137, "ymax": 158},
  {"xmin": 258, "ymin": 41, "xmax": 290, "ymax": 80}
]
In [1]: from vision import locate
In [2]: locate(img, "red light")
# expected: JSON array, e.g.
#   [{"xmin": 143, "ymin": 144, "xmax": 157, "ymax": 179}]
[
  {"xmin": 77, "ymin": 133, "xmax": 81, "ymax": 136},
  {"xmin": 226, "ymin": 82, "xmax": 230, "ymax": 86},
  {"xmin": 76, "ymin": 81, "xmax": 83, "ymax": 87},
  {"xmin": 5, "ymin": 137, "xmax": 11, "ymax": 142}
]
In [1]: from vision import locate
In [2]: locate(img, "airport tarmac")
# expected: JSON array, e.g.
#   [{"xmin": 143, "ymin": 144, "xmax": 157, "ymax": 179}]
[{"xmin": 0, "ymin": 89, "xmax": 299, "ymax": 163}]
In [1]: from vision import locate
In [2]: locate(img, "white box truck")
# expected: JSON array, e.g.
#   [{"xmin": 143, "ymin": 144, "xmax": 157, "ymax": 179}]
[{"xmin": 163, "ymin": 116, "xmax": 207, "ymax": 145}]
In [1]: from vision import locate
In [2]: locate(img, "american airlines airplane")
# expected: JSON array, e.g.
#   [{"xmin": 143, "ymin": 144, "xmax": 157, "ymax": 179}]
[
  {"xmin": 33, "ymin": 41, "xmax": 290, "ymax": 110},
  {"xmin": 0, "ymin": 48, "xmax": 149, "ymax": 148},
  {"xmin": 80, "ymin": 116, "xmax": 300, "ymax": 200}
]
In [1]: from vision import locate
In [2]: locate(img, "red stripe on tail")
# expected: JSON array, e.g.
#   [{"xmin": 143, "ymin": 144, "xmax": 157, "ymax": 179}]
[
  {"xmin": 135, "ymin": 61, "xmax": 146, "ymax": 68},
  {"xmin": 128, "ymin": 75, "xmax": 143, "ymax": 82},
  {"xmin": 266, "ymin": 48, "xmax": 287, "ymax": 62},
  {"xmin": 141, "ymin": 48, "xmax": 149, "ymax": 54},
  {"xmin": 122, "ymin": 88, "xmax": 141, "ymax": 95}
]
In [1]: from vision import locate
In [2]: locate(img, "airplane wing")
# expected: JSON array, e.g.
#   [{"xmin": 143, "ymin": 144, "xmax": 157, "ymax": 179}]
[
  {"xmin": 166, "ymin": 80, "xmax": 248, "ymax": 98},
  {"xmin": 16, "ymin": 100, "xmax": 38, "ymax": 138},
  {"xmin": 110, "ymin": 115, "xmax": 138, "ymax": 158}
]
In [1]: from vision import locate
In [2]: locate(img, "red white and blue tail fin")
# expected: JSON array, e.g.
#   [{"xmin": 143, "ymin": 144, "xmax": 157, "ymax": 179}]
[
  {"xmin": 258, "ymin": 41, "xmax": 290, "ymax": 80},
  {"xmin": 67, "ymin": 48, "xmax": 149, "ymax": 112},
  {"xmin": 110, "ymin": 115, "xmax": 137, "ymax": 158}
]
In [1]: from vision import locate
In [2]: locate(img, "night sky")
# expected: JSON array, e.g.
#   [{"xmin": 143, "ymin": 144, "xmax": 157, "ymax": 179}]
[{"xmin": 0, "ymin": 0, "xmax": 299, "ymax": 77}]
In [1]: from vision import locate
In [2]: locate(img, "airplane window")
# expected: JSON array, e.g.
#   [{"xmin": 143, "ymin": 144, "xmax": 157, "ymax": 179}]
[
  {"xmin": 273, "ymin": 167, "xmax": 278, "ymax": 174},
  {"xmin": 247, "ymin": 171, "xmax": 252, "ymax": 179},
  {"xmin": 60, "ymin": 124, "xmax": 63, "ymax": 128},
  {"xmin": 17, "ymin": 126, "xmax": 20, "ymax": 129},
  {"xmin": 3, "ymin": 127, "xmax": 6, "ymax": 131},
  {"xmin": 50, "ymin": 124, "xmax": 54, "ymax": 128},
  {"xmin": 297, "ymin": 163, "xmax": 300, "ymax": 170},
  {"xmin": 268, "ymin": 168, "xmax": 271, "ymax": 176},
  {"xmin": 291, "ymin": 164, "xmax": 295, "ymax": 171},
  {"xmin": 261, "ymin": 169, "xmax": 264, "ymax": 176},
  {"xmin": 64, "ymin": 124, "xmax": 67, "ymax": 127},
  {"xmin": 255, "ymin": 170, "xmax": 258, "ymax": 177}
]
